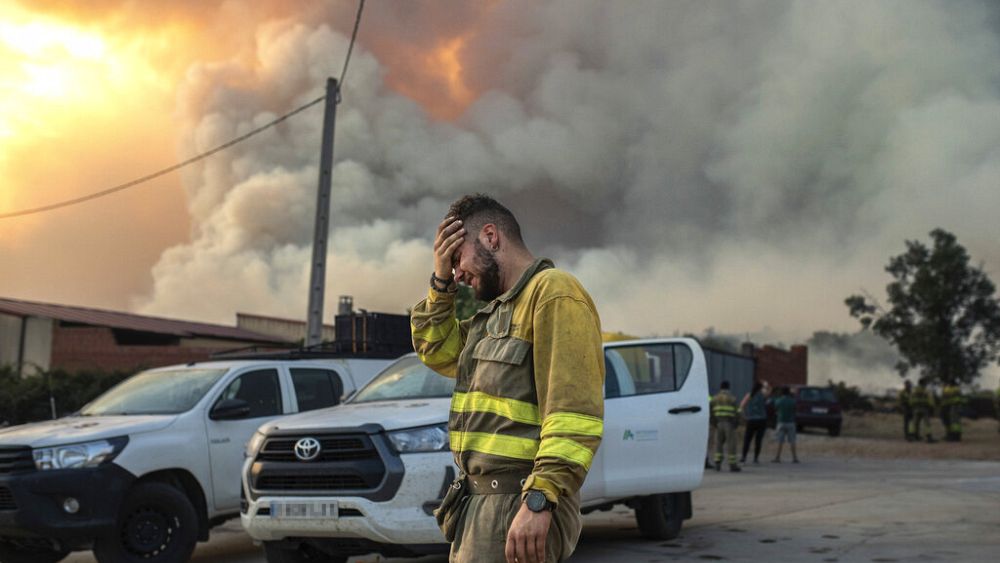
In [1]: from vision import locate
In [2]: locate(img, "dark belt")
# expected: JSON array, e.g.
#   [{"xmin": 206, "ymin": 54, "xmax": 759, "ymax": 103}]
[{"xmin": 466, "ymin": 474, "xmax": 528, "ymax": 495}]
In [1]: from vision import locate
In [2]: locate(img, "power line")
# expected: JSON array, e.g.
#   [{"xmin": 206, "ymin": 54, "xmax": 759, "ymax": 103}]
[
  {"xmin": 0, "ymin": 0, "xmax": 367, "ymax": 221},
  {"xmin": 339, "ymin": 0, "xmax": 365, "ymax": 87},
  {"xmin": 0, "ymin": 96, "xmax": 325, "ymax": 220}
]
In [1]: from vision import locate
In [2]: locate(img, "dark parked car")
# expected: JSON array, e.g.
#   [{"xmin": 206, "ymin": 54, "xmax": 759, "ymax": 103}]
[
  {"xmin": 767, "ymin": 386, "xmax": 843, "ymax": 436},
  {"xmin": 793, "ymin": 386, "xmax": 842, "ymax": 436}
]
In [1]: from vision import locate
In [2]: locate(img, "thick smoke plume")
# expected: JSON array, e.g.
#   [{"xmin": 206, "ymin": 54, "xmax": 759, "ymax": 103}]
[{"xmin": 130, "ymin": 0, "xmax": 1000, "ymax": 387}]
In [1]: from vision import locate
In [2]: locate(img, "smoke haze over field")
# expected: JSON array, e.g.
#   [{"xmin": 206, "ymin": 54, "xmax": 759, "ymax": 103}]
[{"xmin": 3, "ymin": 1, "xmax": 1000, "ymax": 388}]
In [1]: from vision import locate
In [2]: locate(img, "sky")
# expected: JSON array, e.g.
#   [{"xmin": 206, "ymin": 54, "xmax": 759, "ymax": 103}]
[{"xmin": 1, "ymin": 0, "xmax": 999, "ymax": 391}]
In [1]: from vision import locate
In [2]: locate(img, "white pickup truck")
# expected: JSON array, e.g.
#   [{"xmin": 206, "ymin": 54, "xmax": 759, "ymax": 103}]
[
  {"xmin": 0, "ymin": 354, "xmax": 392, "ymax": 563},
  {"xmin": 241, "ymin": 338, "xmax": 709, "ymax": 562}
]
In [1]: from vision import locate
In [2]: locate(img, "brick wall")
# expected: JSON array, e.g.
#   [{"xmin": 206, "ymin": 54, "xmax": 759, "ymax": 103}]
[
  {"xmin": 754, "ymin": 344, "xmax": 808, "ymax": 388},
  {"xmin": 49, "ymin": 325, "xmax": 215, "ymax": 373}
]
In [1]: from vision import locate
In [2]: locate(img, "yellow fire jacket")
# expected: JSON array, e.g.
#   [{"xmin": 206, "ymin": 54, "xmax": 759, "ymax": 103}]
[{"xmin": 411, "ymin": 258, "xmax": 604, "ymax": 505}]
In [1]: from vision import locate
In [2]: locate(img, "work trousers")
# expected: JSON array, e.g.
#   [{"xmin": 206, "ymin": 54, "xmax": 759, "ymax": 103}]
[
  {"xmin": 946, "ymin": 404, "xmax": 962, "ymax": 438},
  {"xmin": 449, "ymin": 490, "xmax": 582, "ymax": 562},
  {"xmin": 741, "ymin": 419, "xmax": 766, "ymax": 462},
  {"xmin": 714, "ymin": 419, "xmax": 738, "ymax": 465},
  {"xmin": 909, "ymin": 407, "xmax": 932, "ymax": 439},
  {"xmin": 902, "ymin": 409, "xmax": 912, "ymax": 439}
]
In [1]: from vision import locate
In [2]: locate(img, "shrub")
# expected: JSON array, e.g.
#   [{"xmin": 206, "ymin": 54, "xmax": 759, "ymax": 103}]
[
  {"xmin": 0, "ymin": 366, "xmax": 132, "ymax": 426},
  {"xmin": 827, "ymin": 379, "xmax": 874, "ymax": 412}
]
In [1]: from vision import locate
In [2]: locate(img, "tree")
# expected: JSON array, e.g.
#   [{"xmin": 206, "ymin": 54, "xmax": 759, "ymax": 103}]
[{"xmin": 845, "ymin": 229, "xmax": 1000, "ymax": 386}]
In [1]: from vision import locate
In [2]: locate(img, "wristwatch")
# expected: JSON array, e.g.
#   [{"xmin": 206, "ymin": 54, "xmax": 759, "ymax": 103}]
[
  {"xmin": 524, "ymin": 490, "xmax": 553, "ymax": 513},
  {"xmin": 430, "ymin": 272, "xmax": 454, "ymax": 292}
]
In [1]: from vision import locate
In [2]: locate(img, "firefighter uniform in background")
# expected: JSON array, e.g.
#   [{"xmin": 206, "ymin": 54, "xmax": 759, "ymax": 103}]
[
  {"xmin": 908, "ymin": 383, "xmax": 935, "ymax": 443},
  {"xmin": 710, "ymin": 388, "xmax": 740, "ymax": 472},
  {"xmin": 898, "ymin": 385, "xmax": 913, "ymax": 441},
  {"xmin": 411, "ymin": 259, "xmax": 604, "ymax": 562},
  {"xmin": 941, "ymin": 385, "xmax": 963, "ymax": 441},
  {"xmin": 995, "ymin": 386, "xmax": 1000, "ymax": 434}
]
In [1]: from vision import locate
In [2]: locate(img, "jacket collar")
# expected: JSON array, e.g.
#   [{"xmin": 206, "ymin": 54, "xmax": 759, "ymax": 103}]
[{"xmin": 476, "ymin": 258, "xmax": 553, "ymax": 315}]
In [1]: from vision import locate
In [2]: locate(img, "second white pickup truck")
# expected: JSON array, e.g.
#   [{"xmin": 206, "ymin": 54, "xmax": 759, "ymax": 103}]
[{"xmin": 241, "ymin": 338, "xmax": 709, "ymax": 562}]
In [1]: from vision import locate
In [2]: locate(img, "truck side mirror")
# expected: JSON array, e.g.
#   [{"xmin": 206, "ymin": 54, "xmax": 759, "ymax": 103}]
[{"xmin": 210, "ymin": 398, "xmax": 251, "ymax": 420}]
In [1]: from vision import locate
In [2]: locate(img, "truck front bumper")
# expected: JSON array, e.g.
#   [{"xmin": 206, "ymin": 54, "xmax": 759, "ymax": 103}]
[
  {"xmin": 241, "ymin": 451, "xmax": 452, "ymax": 546},
  {"xmin": 0, "ymin": 463, "xmax": 134, "ymax": 549}
]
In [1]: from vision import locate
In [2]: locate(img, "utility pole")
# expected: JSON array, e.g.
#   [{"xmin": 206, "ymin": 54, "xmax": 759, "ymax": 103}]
[{"xmin": 306, "ymin": 78, "xmax": 340, "ymax": 348}]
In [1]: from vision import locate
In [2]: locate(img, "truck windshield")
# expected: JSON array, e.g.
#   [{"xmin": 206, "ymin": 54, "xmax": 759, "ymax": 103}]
[
  {"xmin": 350, "ymin": 356, "xmax": 455, "ymax": 403},
  {"xmin": 80, "ymin": 368, "xmax": 228, "ymax": 416}
]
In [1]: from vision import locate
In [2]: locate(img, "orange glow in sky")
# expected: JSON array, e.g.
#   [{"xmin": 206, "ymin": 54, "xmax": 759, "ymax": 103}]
[
  {"xmin": 386, "ymin": 34, "xmax": 477, "ymax": 121},
  {"xmin": 0, "ymin": 5, "xmax": 193, "ymax": 216}
]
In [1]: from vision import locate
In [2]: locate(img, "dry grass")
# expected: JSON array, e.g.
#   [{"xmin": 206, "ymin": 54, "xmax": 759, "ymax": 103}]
[{"xmin": 789, "ymin": 412, "xmax": 1000, "ymax": 461}]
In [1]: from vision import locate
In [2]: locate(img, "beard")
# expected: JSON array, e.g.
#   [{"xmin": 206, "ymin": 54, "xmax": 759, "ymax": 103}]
[{"xmin": 472, "ymin": 239, "xmax": 502, "ymax": 301}]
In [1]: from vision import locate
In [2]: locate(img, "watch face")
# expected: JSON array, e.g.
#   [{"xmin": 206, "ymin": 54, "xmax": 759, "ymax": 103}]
[{"xmin": 526, "ymin": 491, "xmax": 548, "ymax": 512}]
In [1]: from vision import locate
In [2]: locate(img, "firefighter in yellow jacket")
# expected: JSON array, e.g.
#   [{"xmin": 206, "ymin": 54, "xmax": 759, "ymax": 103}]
[
  {"xmin": 941, "ymin": 384, "xmax": 964, "ymax": 441},
  {"xmin": 411, "ymin": 195, "xmax": 604, "ymax": 563},
  {"xmin": 710, "ymin": 381, "xmax": 741, "ymax": 472},
  {"xmin": 909, "ymin": 380, "xmax": 935, "ymax": 443}
]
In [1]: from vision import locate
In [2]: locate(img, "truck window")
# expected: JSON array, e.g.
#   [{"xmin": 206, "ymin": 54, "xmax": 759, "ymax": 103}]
[
  {"xmin": 219, "ymin": 369, "xmax": 281, "ymax": 418},
  {"xmin": 605, "ymin": 343, "xmax": 693, "ymax": 396},
  {"xmin": 290, "ymin": 368, "xmax": 344, "ymax": 412}
]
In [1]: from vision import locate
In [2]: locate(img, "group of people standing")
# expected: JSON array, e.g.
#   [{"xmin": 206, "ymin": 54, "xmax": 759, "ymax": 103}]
[
  {"xmin": 897, "ymin": 379, "xmax": 967, "ymax": 442},
  {"xmin": 708, "ymin": 380, "xmax": 799, "ymax": 472}
]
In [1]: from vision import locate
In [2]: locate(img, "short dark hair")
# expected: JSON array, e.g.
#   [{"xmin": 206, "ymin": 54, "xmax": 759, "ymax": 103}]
[
  {"xmin": 447, "ymin": 194, "xmax": 523, "ymax": 245},
  {"xmin": 720, "ymin": 380, "xmax": 730, "ymax": 390}
]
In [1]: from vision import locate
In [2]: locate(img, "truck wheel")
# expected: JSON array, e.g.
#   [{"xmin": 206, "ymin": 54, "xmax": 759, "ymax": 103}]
[
  {"xmin": 634, "ymin": 493, "xmax": 683, "ymax": 540},
  {"xmin": 93, "ymin": 482, "xmax": 198, "ymax": 563},
  {"xmin": 0, "ymin": 542, "xmax": 68, "ymax": 563},
  {"xmin": 263, "ymin": 541, "xmax": 346, "ymax": 563}
]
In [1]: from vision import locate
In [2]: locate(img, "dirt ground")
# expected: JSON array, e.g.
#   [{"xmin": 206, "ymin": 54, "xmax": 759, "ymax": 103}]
[{"xmin": 792, "ymin": 411, "xmax": 1000, "ymax": 461}]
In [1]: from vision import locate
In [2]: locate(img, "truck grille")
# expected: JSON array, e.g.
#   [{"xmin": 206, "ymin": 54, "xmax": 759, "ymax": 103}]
[
  {"xmin": 0, "ymin": 486, "xmax": 16, "ymax": 510},
  {"xmin": 252, "ymin": 433, "xmax": 388, "ymax": 493},
  {"xmin": 0, "ymin": 447, "xmax": 34, "ymax": 474},
  {"xmin": 257, "ymin": 436, "xmax": 377, "ymax": 462}
]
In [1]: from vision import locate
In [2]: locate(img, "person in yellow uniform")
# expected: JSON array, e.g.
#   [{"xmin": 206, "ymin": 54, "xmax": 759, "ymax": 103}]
[
  {"xmin": 995, "ymin": 385, "xmax": 1000, "ymax": 434},
  {"xmin": 710, "ymin": 381, "xmax": 741, "ymax": 472},
  {"xmin": 941, "ymin": 384, "xmax": 964, "ymax": 442},
  {"xmin": 411, "ymin": 194, "xmax": 604, "ymax": 563},
  {"xmin": 909, "ymin": 380, "xmax": 935, "ymax": 443},
  {"xmin": 899, "ymin": 380, "xmax": 914, "ymax": 441}
]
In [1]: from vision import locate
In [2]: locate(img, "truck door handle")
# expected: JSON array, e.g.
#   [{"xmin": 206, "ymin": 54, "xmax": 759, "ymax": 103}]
[{"xmin": 668, "ymin": 406, "xmax": 702, "ymax": 414}]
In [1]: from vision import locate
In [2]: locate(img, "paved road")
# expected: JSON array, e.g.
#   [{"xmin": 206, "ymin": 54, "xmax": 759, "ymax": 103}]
[{"xmin": 66, "ymin": 456, "xmax": 1000, "ymax": 562}]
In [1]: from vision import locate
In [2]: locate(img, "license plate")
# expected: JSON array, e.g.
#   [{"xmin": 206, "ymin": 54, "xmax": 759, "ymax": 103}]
[
  {"xmin": 812, "ymin": 407, "xmax": 828, "ymax": 414},
  {"xmin": 270, "ymin": 501, "xmax": 339, "ymax": 519}
]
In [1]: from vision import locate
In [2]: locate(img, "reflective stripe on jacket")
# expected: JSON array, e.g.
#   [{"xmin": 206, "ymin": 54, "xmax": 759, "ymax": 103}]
[
  {"xmin": 909, "ymin": 386, "xmax": 932, "ymax": 409},
  {"xmin": 711, "ymin": 390, "xmax": 738, "ymax": 418},
  {"xmin": 411, "ymin": 258, "xmax": 604, "ymax": 505},
  {"xmin": 941, "ymin": 385, "xmax": 963, "ymax": 407}
]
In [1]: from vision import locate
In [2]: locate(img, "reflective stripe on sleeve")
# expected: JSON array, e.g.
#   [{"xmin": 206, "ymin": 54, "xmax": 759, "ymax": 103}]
[
  {"xmin": 416, "ymin": 329, "xmax": 463, "ymax": 367},
  {"xmin": 540, "ymin": 412, "xmax": 604, "ymax": 438},
  {"xmin": 449, "ymin": 431, "xmax": 539, "ymax": 460},
  {"xmin": 537, "ymin": 436, "xmax": 595, "ymax": 470},
  {"xmin": 451, "ymin": 392, "xmax": 541, "ymax": 426}
]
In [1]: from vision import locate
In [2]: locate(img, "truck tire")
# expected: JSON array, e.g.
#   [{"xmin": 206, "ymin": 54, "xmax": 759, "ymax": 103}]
[
  {"xmin": 93, "ymin": 482, "xmax": 198, "ymax": 563},
  {"xmin": 263, "ymin": 541, "xmax": 346, "ymax": 563},
  {"xmin": 0, "ymin": 542, "xmax": 68, "ymax": 563},
  {"xmin": 635, "ymin": 493, "xmax": 683, "ymax": 540}
]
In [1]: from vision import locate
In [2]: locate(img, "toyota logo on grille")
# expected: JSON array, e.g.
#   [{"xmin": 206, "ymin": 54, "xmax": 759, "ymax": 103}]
[{"xmin": 294, "ymin": 437, "xmax": 321, "ymax": 461}]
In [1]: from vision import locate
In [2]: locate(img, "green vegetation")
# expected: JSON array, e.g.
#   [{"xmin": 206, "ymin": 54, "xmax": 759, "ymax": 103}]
[
  {"xmin": 846, "ymin": 229, "xmax": 1000, "ymax": 387},
  {"xmin": 0, "ymin": 365, "xmax": 131, "ymax": 426}
]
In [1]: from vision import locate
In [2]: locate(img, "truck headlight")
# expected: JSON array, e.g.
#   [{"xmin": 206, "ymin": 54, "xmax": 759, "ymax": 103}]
[
  {"xmin": 33, "ymin": 436, "xmax": 128, "ymax": 470},
  {"xmin": 387, "ymin": 424, "xmax": 449, "ymax": 453},
  {"xmin": 245, "ymin": 431, "xmax": 266, "ymax": 459}
]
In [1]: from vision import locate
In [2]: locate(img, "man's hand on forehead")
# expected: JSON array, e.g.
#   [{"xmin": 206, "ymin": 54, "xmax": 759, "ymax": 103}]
[{"xmin": 434, "ymin": 216, "xmax": 465, "ymax": 281}]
